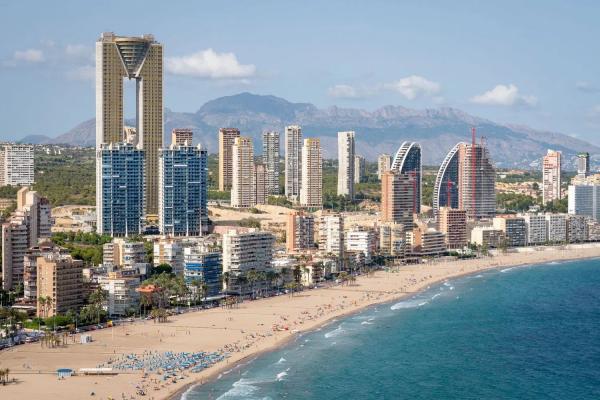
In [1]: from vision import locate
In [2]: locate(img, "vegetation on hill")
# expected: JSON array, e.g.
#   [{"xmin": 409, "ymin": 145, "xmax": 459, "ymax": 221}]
[{"xmin": 33, "ymin": 147, "xmax": 95, "ymax": 206}]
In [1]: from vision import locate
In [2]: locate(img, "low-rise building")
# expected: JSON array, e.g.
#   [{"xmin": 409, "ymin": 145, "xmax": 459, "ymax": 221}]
[
  {"xmin": 98, "ymin": 271, "xmax": 141, "ymax": 316},
  {"xmin": 153, "ymin": 238, "xmax": 184, "ymax": 274},
  {"xmin": 345, "ymin": 226, "xmax": 377, "ymax": 263},
  {"xmin": 470, "ymin": 226, "xmax": 506, "ymax": 248},
  {"xmin": 183, "ymin": 246, "xmax": 222, "ymax": 298}
]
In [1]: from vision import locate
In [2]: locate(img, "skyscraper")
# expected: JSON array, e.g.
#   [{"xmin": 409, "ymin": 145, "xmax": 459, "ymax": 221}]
[
  {"xmin": 458, "ymin": 142, "xmax": 496, "ymax": 219},
  {"xmin": 300, "ymin": 138, "xmax": 322, "ymax": 208},
  {"xmin": 218, "ymin": 128, "xmax": 241, "ymax": 191},
  {"xmin": 255, "ymin": 163, "xmax": 267, "ymax": 205},
  {"xmin": 285, "ymin": 125, "xmax": 302, "ymax": 201},
  {"xmin": 380, "ymin": 171, "xmax": 415, "ymax": 228},
  {"xmin": 432, "ymin": 143, "xmax": 465, "ymax": 216},
  {"xmin": 354, "ymin": 155, "xmax": 366, "ymax": 184},
  {"xmin": 158, "ymin": 144, "xmax": 208, "ymax": 236},
  {"xmin": 391, "ymin": 141, "xmax": 421, "ymax": 213},
  {"xmin": 337, "ymin": 131, "xmax": 355, "ymax": 198},
  {"xmin": 171, "ymin": 128, "xmax": 193, "ymax": 146},
  {"xmin": 377, "ymin": 154, "xmax": 391, "ymax": 180},
  {"xmin": 0, "ymin": 144, "xmax": 34, "ymax": 186},
  {"xmin": 262, "ymin": 131, "xmax": 280, "ymax": 195},
  {"xmin": 542, "ymin": 149, "xmax": 562, "ymax": 204},
  {"xmin": 231, "ymin": 137, "xmax": 256, "ymax": 208},
  {"xmin": 318, "ymin": 214, "xmax": 344, "ymax": 258},
  {"xmin": 97, "ymin": 143, "xmax": 145, "ymax": 236},
  {"xmin": 96, "ymin": 32, "xmax": 163, "ymax": 215},
  {"xmin": 577, "ymin": 152, "xmax": 590, "ymax": 178}
]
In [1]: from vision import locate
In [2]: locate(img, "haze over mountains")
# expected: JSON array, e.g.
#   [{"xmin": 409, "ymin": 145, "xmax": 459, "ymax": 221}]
[{"xmin": 21, "ymin": 92, "xmax": 599, "ymax": 168}]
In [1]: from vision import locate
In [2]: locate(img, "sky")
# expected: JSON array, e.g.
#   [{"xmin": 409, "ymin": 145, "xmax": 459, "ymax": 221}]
[{"xmin": 1, "ymin": 0, "xmax": 600, "ymax": 144}]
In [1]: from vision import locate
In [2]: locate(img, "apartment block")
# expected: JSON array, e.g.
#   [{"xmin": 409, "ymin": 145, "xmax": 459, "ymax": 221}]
[
  {"xmin": 231, "ymin": 137, "xmax": 256, "ymax": 208},
  {"xmin": 284, "ymin": 125, "xmax": 302, "ymax": 201},
  {"xmin": 218, "ymin": 128, "xmax": 241, "ymax": 191},
  {"xmin": 37, "ymin": 251, "xmax": 84, "ymax": 317},
  {"xmin": 438, "ymin": 207, "xmax": 467, "ymax": 249},
  {"xmin": 300, "ymin": 138, "xmax": 322, "ymax": 208},
  {"xmin": 286, "ymin": 210, "xmax": 315, "ymax": 252}
]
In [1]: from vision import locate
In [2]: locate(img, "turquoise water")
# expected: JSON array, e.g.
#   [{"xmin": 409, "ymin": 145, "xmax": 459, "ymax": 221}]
[{"xmin": 181, "ymin": 259, "xmax": 600, "ymax": 399}]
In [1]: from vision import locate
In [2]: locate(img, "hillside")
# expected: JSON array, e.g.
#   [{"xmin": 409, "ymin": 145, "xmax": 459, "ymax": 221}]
[{"xmin": 27, "ymin": 92, "xmax": 600, "ymax": 168}]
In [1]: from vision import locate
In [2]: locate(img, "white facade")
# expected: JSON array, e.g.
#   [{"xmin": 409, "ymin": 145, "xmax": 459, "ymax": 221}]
[
  {"xmin": 222, "ymin": 230, "xmax": 274, "ymax": 275},
  {"xmin": 153, "ymin": 239, "xmax": 184, "ymax": 274},
  {"xmin": 377, "ymin": 154, "xmax": 391, "ymax": 180},
  {"xmin": 354, "ymin": 155, "xmax": 365, "ymax": 184},
  {"xmin": 546, "ymin": 214, "xmax": 567, "ymax": 243},
  {"xmin": 98, "ymin": 275, "xmax": 141, "ymax": 316},
  {"xmin": 231, "ymin": 137, "xmax": 256, "ymax": 208},
  {"xmin": 345, "ymin": 227, "xmax": 376, "ymax": 263},
  {"xmin": 318, "ymin": 214, "xmax": 344, "ymax": 258},
  {"xmin": 262, "ymin": 131, "xmax": 280, "ymax": 195},
  {"xmin": 285, "ymin": 125, "xmax": 302, "ymax": 201},
  {"xmin": 523, "ymin": 214, "xmax": 547, "ymax": 245},
  {"xmin": 300, "ymin": 138, "xmax": 322, "ymax": 208},
  {"xmin": 0, "ymin": 144, "xmax": 34, "ymax": 186},
  {"xmin": 337, "ymin": 131, "xmax": 355, "ymax": 198}
]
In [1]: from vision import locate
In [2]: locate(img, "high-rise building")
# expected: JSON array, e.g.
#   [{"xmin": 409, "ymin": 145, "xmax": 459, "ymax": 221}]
[
  {"xmin": 493, "ymin": 216, "xmax": 527, "ymax": 247},
  {"xmin": 542, "ymin": 149, "xmax": 562, "ymax": 204},
  {"xmin": 36, "ymin": 250, "xmax": 84, "ymax": 317},
  {"xmin": 391, "ymin": 142, "xmax": 422, "ymax": 213},
  {"xmin": 318, "ymin": 214, "xmax": 344, "ymax": 258},
  {"xmin": 123, "ymin": 126, "xmax": 139, "ymax": 146},
  {"xmin": 523, "ymin": 214, "xmax": 547, "ymax": 245},
  {"xmin": 568, "ymin": 184, "xmax": 600, "ymax": 221},
  {"xmin": 0, "ymin": 144, "xmax": 34, "ymax": 186},
  {"xmin": 438, "ymin": 207, "xmax": 467, "ymax": 249},
  {"xmin": 286, "ymin": 210, "xmax": 315, "ymax": 252},
  {"xmin": 222, "ymin": 230, "xmax": 274, "ymax": 292},
  {"xmin": 546, "ymin": 214, "xmax": 567, "ymax": 243},
  {"xmin": 159, "ymin": 144, "xmax": 208, "ymax": 236},
  {"xmin": 300, "ymin": 138, "xmax": 322, "ymax": 208},
  {"xmin": 567, "ymin": 215, "xmax": 588, "ymax": 243},
  {"xmin": 377, "ymin": 154, "xmax": 391, "ymax": 180},
  {"xmin": 381, "ymin": 171, "xmax": 415, "ymax": 228},
  {"xmin": 262, "ymin": 131, "xmax": 280, "ymax": 195},
  {"xmin": 255, "ymin": 163, "xmax": 267, "ymax": 205},
  {"xmin": 337, "ymin": 131, "xmax": 355, "ymax": 198},
  {"xmin": 98, "ymin": 271, "xmax": 141, "ymax": 316},
  {"xmin": 171, "ymin": 128, "xmax": 193, "ymax": 146},
  {"xmin": 354, "ymin": 155, "xmax": 366, "ymax": 184},
  {"xmin": 183, "ymin": 245, "xmax": 222, "ymax": 297},
  {"xmin": 433, "ymin": 143, "xmax": 465, "ymax": 216},
  {"xmin": 231, "ymin": 137, "xmax": 256, "ymax": 208},
  {"xmin": 285, "ymin": 125, "xmax": 302, "ymax": 201},
  {"xmin": 576, "ymin": 152, "xmax": 590, "ymax": 178},
  {"xmin": 218, "ymin": 128, "xmax": 241, "ymax": 191},
  {"xmin": 2, "ymin": 188, "xmax": 52, "ymax": 290},
  {"xmin": 96, "ymin": 32, "xmax": 163, "ymax": 215},
  {"xmin": 97, "ymin": 142, "xmax": 145, "ymax": 236},
  {"xmin": 458, "ymin": 142, "xmax": 496, "ymax": 219},
  {"xmin": 23, "ymin": 242, "xmax": 63, "ymax": 302}
]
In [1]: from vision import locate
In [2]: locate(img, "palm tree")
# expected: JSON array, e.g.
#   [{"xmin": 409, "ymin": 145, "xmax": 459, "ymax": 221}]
[
  {"xmin": 247, "ymin": 270, "xmax": 259, "ymax": 300},
  {"xmin": 140, "ymin": 292, "xmax": 153, "ymax": 317}
]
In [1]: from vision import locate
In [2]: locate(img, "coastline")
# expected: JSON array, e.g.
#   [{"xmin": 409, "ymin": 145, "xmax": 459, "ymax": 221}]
[
  {"xmin": 168, "ymin": 244, "xmax": 600, "ymax": 400},
  {"xmin": 2, "ymin": 244, "xmax": 600, "ymax": 400}
]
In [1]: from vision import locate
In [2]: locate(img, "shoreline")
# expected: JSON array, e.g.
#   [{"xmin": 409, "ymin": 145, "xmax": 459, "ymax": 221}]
[
  {"xmin": 2, "ymin": 244, "xmax": 600, "ymax": 400},
  {"xmin": 167, "ymin": 245, "xmax": 600, "ymax": 400}
]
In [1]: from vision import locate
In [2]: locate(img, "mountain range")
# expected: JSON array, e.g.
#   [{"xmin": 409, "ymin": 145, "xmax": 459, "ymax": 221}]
[{"xmin": 20, "ymin": 92, "xmax": 599, "ymax": 168}]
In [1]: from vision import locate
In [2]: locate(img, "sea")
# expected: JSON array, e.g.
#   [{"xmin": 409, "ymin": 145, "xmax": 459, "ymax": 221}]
[{"xmin": 180, "ymin": 258, "xmax": 600, "ymax": 400}]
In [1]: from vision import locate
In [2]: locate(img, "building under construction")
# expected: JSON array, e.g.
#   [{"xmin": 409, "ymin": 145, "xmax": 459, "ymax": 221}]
[{"xmin": 457, "ymin": 132, "xmax": 496, "ymax": 220}]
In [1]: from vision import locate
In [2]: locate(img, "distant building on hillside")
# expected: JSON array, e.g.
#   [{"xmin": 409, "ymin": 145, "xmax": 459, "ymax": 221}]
[{"xmin": 0, "ymin": 144, "xmax": 34, "ymax": 186}]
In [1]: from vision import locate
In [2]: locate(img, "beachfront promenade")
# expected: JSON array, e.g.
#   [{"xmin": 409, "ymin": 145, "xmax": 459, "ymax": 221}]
[{"xmin": 1, "ymin": 243, "xmax": 600, "ymax": 400}]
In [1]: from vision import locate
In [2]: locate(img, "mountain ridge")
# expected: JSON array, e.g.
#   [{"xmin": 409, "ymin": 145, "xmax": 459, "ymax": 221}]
[{"xmin": 22, "ymin": 92, "xmax": 599, "ymax": 168}]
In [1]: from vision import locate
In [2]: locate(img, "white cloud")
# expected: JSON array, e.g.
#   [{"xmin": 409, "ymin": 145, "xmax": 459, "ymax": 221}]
[
  {"xmin": 470, "ymin": 84, "xmax": 537, "ymax": 107},
  {"xmin": 66, "ymin": 65, "xmax": 94, "ymax": 81},
  {"xmin": 576, "ymin": 81, "xmax": 600, "ymax": 93},
  {"xmin": 383, "ymin": 75, "xmax": 441, "ymax": 100},
  {"xmin": 13, "ymin": 49, "xmax": 44, "ymax": 63},
  {"xmin": 166, "ymin": 49, "xmax": 256, "ymax": 79},
  {"xmin": 65, "ymin": 44, "xmax": 94, "ymax": 62},
  {"xmin": 327, "ymin": 84, "xmax": 361, "ymax": 99}
]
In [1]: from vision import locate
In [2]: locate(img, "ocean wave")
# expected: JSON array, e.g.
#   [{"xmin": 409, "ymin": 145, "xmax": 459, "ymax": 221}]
[
  {"xmin": 443, "ymin": 281, "xmax": 451, "ymax": 287},
  {"xmin": 391, "ymin": 299, "xmax": 428, "ymax": 310},
  {"xmin": 276, "ymin": 368, "xmax": 290, "ymax": 381},
  {"xmin": 431, "ymin": 293, "xmax": 442, "ymax": 300},
  {"xmin": 216, "ymin": 378, "xmax": 260, "ymax": 399},
  {"xmin": 276, "ymin": 357, "xmax": 286, "ymax": 365},
  {"xmin": 324, "ymin": 325, "xmax": 344, "ymax": 338},
  {"xmin": 361, "ymin": 321, "xmax": 374, "ymax": 325},
  {"xmin": 500, "ymin": 267, "xmax": 515, "ymax": 273}
]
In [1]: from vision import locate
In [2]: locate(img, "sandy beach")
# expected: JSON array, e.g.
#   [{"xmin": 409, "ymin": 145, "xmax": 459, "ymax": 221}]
[{"xmin": 1, "ymin": 244, "xmax": 599, "ymax": 400}]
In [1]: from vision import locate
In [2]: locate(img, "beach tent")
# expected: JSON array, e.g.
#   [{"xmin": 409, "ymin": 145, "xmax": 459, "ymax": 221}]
[{"xmin": 57, "ymin": 368, "xmax": 73, "ymax": 378}]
